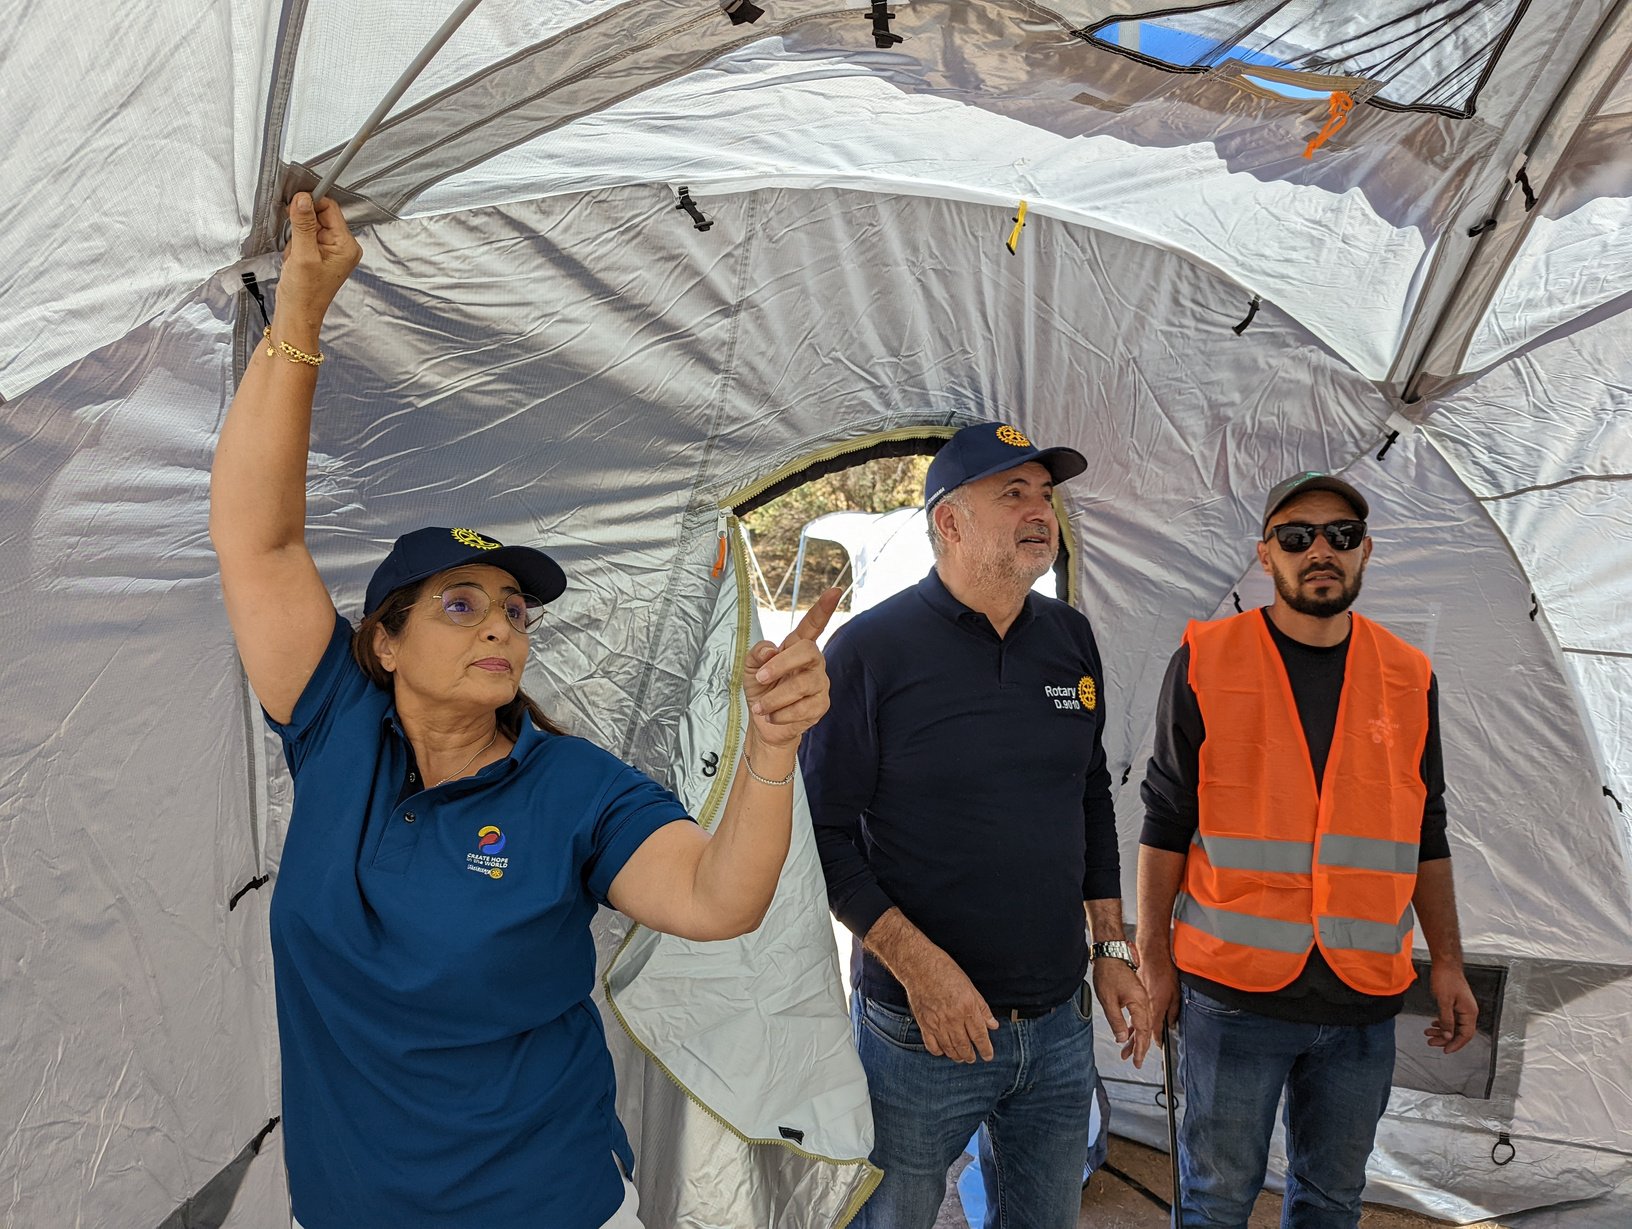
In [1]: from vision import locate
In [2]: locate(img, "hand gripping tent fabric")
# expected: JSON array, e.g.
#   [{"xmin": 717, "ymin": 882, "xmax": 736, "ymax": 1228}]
[{"xmin": 3, "ymin": 2, "xmax": 1631, "ymax": 1226}]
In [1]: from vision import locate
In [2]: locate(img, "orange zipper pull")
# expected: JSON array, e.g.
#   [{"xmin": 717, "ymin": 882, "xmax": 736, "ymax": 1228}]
[{"xmin": 710, "ymin": 510, "xmax": 729, "ymax": 578}]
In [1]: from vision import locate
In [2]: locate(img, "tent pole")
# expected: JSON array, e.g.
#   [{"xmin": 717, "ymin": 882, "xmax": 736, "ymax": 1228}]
[
  {"xmin": 788, "ymin": 532, "xmax": 811, "ymax": 618},
  {"xmin": 311, "ymin": 0, "xmax": 487, "ymax": 204}
]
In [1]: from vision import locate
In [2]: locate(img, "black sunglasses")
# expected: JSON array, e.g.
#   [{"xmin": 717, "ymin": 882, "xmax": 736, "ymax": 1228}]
[{"xmin": 1265, "ymin": 520, "xmax": 1367, "ymax": 552}]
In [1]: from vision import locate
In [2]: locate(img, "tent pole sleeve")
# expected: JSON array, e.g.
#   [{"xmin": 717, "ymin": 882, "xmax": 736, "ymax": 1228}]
[{"xmin": 311, "ymin": 0, "xmax": 487, "ymax": 204}]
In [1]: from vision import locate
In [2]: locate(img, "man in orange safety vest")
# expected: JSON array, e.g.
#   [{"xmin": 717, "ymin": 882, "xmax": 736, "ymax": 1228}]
[{"xmin": 1136, "ymin": 472, "xmax": 1478, "ymax": 1229}]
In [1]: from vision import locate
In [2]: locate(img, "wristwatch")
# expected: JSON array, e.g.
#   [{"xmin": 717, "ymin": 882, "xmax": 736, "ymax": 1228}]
[{"xmin": 1090, "ymin": 940, "xmax": 1139, "ymax": 970}]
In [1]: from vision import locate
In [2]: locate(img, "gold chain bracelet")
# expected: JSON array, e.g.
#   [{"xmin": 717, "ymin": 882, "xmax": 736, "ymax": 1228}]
[
  {"xmin": 742, "ymin": 755, "xmax": 797, "ymax": 787},
  {"xmin": 263, "ymin": 327, "xmax": 324, "ymax": 367}
]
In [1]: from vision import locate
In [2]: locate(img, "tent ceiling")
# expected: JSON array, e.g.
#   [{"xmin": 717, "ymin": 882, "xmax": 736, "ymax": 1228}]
[
  {"xmin": 276, "ymin": 0, "xmax": 1623, "ymax": 389},
  {"xmin": 285, "ymin": 0, "xmax": 602, "ymax": 162},
  {"xmin": 6, "ymin": 1, "xmax": 1629, "ymax": 399}
]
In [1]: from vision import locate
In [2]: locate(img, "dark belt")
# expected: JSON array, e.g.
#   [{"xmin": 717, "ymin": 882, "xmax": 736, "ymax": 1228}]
[{"xmin": 992, "ymin": 1002, "xmax": 1059, "ymax": 1022}]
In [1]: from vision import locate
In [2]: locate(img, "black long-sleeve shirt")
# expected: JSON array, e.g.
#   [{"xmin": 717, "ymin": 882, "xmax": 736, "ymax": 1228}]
[
  {"xmin": 1140, "ymin": 608, "xmax": 1448, "ymax": 1024},
  {"xmin": 803, "ymin": 569, "xmax": 1121, "ymax": 1012}
]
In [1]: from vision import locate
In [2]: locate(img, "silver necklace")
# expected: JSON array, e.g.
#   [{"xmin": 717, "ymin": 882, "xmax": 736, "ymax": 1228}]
[{"xmin": 434, "ymin": 728, "xmax": 499, "ymax": 787}]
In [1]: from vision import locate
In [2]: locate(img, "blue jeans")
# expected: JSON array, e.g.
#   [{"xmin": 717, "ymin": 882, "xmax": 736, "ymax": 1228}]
[
  {"xmin": 852, "ymin": 990, "xmax": 1098, "ymax": 1229},
  {"xmin": 1177, "ymin": 985, "xmax": 1396, "ymax": 1229}
]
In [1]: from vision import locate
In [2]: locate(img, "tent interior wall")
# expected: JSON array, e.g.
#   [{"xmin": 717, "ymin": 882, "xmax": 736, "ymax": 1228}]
[{"xmin": 2, "ymin": 2, "xmax": 1629, "ymax": 1227}]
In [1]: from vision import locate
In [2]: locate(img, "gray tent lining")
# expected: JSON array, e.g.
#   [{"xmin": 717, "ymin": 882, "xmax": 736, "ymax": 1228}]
[{"xmin": 154, "ymin": 1118, "xmax": 279, "ymax": 1229}]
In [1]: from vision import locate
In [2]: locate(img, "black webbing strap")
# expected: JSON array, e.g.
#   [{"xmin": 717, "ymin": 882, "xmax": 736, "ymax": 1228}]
[
  {"xmin": 1515, "ymin": 167, "xmax": 1537, "ymax": 211},
  {"xmin": 239, "ymin": 273, "xmax": 271, "ymax": 330},
  {"xmin": 228, "ymin": 874, "xmax": 270, "ymax": 910},
  {"xmin": 675, "ymin": 186, "xmax": 713, "ymax": 231},
  {"xmin": 1231, "ymin": 295, "xmax": 1261, "ymax": 335},
  {"xmin": 868, "ymin": 1, "xmax": 902, "ymax": 48}
]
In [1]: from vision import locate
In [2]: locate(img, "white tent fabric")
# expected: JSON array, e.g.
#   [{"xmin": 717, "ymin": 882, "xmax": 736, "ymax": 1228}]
[
  {"xmin": 3, "ymin": 2, "xmax": 1630, "ymax": 1227},
  {"xmin": 0, "ymin": 2, "xmax": 272, "ymax": 400}
]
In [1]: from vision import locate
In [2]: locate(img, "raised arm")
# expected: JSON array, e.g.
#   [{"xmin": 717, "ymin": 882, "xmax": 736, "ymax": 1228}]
[
  {"xmin": 209, "ymin": 194, "xmax": 362, "ymax": 722},
  {"xmin": 607, "ymin": 589, "xmax": 843, "ymax": 941}
]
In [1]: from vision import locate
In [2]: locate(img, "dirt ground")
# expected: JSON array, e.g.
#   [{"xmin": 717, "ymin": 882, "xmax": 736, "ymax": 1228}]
[{"xmin": 929, "ymin": 1136, "xmax": 1511, "ymax": 1229}]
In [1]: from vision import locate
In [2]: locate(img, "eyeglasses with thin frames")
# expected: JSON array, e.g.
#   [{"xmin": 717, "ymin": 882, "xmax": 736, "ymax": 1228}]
[
  {"xmin": 1264, "ymin": 520, "xmax": 1367, "ymax": 553},
  {"xmin": 423, "ymin": 583, "xmax": 546, "ymax": 633}
]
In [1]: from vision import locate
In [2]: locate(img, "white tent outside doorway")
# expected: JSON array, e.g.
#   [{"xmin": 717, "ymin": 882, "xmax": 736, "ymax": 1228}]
[{"xmin": 3, "ymin": 3, "xmax": 1630, "ymax": 1227}]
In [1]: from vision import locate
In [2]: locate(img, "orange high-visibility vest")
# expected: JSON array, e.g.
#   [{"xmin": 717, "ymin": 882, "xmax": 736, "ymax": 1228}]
[{"xmin": 1172, "ymin": 611, "xmax": 1431, "ymax": 996}]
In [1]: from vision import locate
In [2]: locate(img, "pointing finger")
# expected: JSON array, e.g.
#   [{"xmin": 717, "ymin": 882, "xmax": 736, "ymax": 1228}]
[{"xmin": 785, "ymin": 587, "xmax": 842, "ymax": 647}]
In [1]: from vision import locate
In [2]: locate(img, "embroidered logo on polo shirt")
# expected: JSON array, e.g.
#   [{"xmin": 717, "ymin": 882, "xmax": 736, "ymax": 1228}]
[
  {"xmin": 467, "ymin": 825, "xmax": 510, "ymax": 879},
  {"xmin": 995, "ymin": 424, "xmax": 1031, "ymax": 448},
  {"xmin": 452, "ymin": 527, "xmax": 502, "ymax": 550},
  {"xmin": 1045, "ymin": 676, "xmax": 1096, "ymax": 712}
]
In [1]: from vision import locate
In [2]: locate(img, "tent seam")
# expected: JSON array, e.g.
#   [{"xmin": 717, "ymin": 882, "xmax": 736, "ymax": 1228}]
[{"xmin": 618, "ymin": 190, "xmax": 763, "ymax": 763}]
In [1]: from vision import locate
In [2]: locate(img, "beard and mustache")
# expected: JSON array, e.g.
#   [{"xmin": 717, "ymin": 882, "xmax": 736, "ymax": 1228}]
[{"xmin": 1273, "ymin": 557, "xmax": 1365, "ymax": 618}]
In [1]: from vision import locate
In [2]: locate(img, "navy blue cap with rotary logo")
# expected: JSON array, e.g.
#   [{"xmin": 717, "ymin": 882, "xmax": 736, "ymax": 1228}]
[
  {"xmin": 363, "ymin": 527, "xmax": 568, "ymax": 616},
  {"xmin": 924, "ymin": 422, "xmax": 1088, "ymax": 508}
]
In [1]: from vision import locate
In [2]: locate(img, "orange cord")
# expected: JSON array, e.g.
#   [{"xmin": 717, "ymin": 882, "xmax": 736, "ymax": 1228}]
[
  {"xmin": 710, "ymin": 532, "xmax": 728, "ymax": 578},
  {"xmin": 1303, "ymin": 90, "xmax": 1355, "ymax": 158}
]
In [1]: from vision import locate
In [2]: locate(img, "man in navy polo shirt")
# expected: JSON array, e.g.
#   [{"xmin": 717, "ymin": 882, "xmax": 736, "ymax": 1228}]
[{"xmin": 803, "ymin": 421, "xmax": 1152, "ymax": 1228}]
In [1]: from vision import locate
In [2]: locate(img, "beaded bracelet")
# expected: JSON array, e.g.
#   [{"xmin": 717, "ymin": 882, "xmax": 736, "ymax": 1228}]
[
  {"xmin": 742, "ymin": 755, "xmax": 797, "ymax": 787},
  {"xmin": 264, "ymin": 327, "xmax": 325, "ymax": 367}
]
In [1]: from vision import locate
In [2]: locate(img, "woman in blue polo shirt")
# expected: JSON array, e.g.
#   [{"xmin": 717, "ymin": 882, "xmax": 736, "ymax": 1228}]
[{"xmin": 210, "ymin": 192, "xmax": 838, "ymax": 1228}]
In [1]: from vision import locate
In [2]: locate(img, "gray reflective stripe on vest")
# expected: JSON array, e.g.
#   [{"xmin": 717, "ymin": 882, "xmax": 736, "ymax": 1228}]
[
  {"xmin": 1195, "ymin": 833, "xmax": 1314, "ymax": 873},
  {"xmin": 1319, "ymin": 904, "xmax": 1416, "ymax": 954},
  {"xmin": 1318, "ymin": 834, "xmax": 1419, "ymax": 874},
  {"xmin": 1174, "ymin": 893, "xmax": 1313, "ymax": 953}
]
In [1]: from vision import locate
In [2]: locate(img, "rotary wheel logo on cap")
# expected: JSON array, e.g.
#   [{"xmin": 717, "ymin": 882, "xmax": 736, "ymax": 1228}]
[
  {"xmin": 995, "ymin": 425, "xmax": 1032, "ymax": 448},
  {"xmin": 1077, "ymin": 675, "xmax": 1097, "ymax": 711},
  {"xmin": 452, "ymin": 528, "xmax": 501, "ymax": 550}
]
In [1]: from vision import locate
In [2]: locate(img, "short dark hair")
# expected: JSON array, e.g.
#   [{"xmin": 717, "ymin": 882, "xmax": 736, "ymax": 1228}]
[{"xmin": 350, "ymin": 577, "xmax": 565, "ymax": 741}]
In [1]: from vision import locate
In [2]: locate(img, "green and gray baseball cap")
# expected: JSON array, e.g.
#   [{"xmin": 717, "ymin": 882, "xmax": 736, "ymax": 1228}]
[{"xmin": 1262, "ymin": 472, "xmax": 1369, "ymax": 532}]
